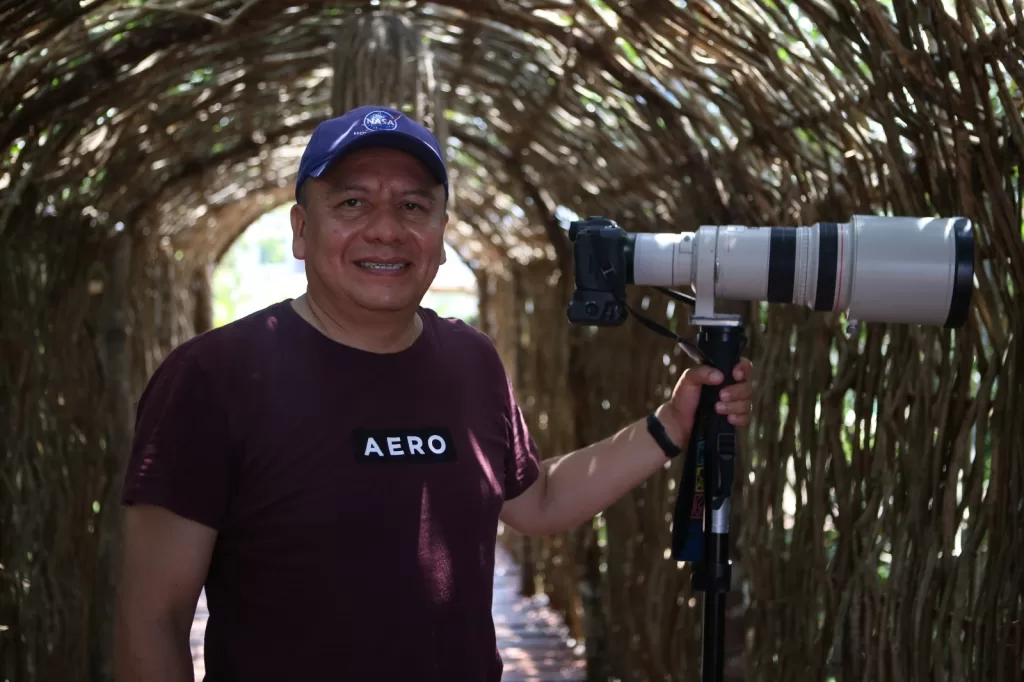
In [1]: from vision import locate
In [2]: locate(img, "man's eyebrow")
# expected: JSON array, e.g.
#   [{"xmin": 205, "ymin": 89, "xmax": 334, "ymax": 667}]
[
  {"xmin": 325, "ymin": 184, "xmax": 371, "ymax": 195},
  {"xmin": 400, "ymin": 188, "xmax": 437, "ymax": 200},
  {"xmin": 324, "ymin": 184, "xmax": 437, "ymax": 200}
]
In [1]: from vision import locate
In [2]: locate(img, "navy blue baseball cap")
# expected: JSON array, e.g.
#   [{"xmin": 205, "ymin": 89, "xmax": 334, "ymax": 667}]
[{"xmin": 295, "ymin": 105, "xmax": 449, "ymax": 202}]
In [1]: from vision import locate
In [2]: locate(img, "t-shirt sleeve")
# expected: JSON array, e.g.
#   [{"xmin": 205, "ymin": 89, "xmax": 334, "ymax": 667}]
[
  {"xmin": 121, "ymin": 347, "xmax": 234, "ymax": 530},
  {"xmin": 502, "ymin": 372, "xmax": 542, "ymax": 501}
]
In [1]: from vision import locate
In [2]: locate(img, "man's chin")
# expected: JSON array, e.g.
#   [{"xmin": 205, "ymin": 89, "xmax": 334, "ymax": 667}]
[{"xmin": 353, "ymin": 294, "xmax": 422, "ymax": 314}]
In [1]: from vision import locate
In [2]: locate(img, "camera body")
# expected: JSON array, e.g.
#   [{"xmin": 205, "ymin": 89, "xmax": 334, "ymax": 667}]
[{"xmin": 565, "ymin": 217, "xmax": 635, "ymax": 326}]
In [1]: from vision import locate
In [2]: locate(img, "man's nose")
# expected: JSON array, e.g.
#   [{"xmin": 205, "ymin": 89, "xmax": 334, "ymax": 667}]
[{"xmin": 362, "ymin": 207, "xmax": 406, "ymax": 242}]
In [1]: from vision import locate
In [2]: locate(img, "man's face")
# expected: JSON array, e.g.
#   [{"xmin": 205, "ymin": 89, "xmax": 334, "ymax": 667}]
[{"xmin": 290, "ymin": 147, "xmax": 448, "ymax": 315}]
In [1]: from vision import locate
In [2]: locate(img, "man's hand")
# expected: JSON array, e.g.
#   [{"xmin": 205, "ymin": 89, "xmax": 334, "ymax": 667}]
[{"xmin": 659, "ymin": 357, "xmax": 755, "ymax": 447}]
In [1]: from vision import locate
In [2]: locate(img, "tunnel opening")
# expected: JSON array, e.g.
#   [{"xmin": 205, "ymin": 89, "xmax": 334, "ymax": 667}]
[{"xmin": 209, "ymin": 202, "xmax": 480, "ymax": 329}]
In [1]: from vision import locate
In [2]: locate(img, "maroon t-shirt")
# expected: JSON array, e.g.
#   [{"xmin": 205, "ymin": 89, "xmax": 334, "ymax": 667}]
[{"xmin": 121, "ymin": 300, "xmax": 542, "ymax": 681}]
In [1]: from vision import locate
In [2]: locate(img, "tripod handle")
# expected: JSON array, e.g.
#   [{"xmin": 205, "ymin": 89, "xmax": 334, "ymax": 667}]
[
  {"xmin": 697, "ymin": 327, "xmax": 743, "ymax": 515},
  {"xmin": 670, "ymin": 324, "xmax": 746, "ymax": 563}
]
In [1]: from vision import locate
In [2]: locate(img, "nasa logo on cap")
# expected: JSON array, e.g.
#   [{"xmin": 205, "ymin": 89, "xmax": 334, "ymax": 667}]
[{"xmin": 362, "ymin": 110, "xmax": 401, "ymax": 132}]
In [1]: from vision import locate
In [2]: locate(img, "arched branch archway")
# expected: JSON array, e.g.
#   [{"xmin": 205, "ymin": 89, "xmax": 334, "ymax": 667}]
[{"xmin": 2, "ymin": 2, "xmax": 1022, "ymax": 681}]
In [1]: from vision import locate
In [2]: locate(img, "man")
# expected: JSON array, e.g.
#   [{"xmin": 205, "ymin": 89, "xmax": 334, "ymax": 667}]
[{"xmin": 114, "ymin": 105, "xmax": 754, "ymax": 681}]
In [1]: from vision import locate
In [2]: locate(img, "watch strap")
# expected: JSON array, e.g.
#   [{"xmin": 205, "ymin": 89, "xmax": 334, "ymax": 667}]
[{"xmin": 646, "ymin": 412, "xmax": 683, "ymax": 459}]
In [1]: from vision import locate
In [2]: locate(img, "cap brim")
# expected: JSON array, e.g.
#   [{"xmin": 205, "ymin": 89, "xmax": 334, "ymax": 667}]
[{"xmin": 309, "ymin": 130, "xmax": 448, "ymax": 190}]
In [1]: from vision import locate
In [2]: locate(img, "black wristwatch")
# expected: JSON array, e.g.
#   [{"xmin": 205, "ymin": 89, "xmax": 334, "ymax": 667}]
[{"xmin": 646, "ymin": 412, "xmax": 683, "ymax": 459}]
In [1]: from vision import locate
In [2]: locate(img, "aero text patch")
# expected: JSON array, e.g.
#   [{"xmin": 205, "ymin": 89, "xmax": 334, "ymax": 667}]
[{"xmin": 352, "ymin": 427, "xmax": 457, "ymax": 464}]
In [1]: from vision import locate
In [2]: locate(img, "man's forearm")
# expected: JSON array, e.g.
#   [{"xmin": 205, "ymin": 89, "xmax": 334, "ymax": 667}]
[
  {"xmin": 537, "ymin": 403, "xmax": 684, "ymax": 534},
  {"xmin": 115, "ymin": 616, "xmax": 195, "ymax": 682}
]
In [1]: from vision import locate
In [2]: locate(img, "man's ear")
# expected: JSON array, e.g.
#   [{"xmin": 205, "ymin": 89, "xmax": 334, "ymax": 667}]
[
  {"xmin": 290, "ymin": 203, "xmax": 307, "ymax": 260},
  {"xmin": 439, "ymin": 212, "xmax": 449, "ymax": 265}
]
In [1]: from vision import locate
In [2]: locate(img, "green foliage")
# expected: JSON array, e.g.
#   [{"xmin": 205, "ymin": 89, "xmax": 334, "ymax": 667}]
[
  {"xmin": 212, "ymin": 240, "xmax": 248, "ymax": 327},
  {"xmin": 257, "ymin": 237, "xmax": 287, "ymax": 265}
]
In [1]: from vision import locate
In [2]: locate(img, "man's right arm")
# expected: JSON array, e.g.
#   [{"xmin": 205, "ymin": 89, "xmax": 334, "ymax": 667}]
[
  {"xmin": 115, "ymin": 344, "xmax": 236, "ymax": 681},
  {"xmin": 115, "ymin": 504, "xmax": 216, "ymax": 682}
]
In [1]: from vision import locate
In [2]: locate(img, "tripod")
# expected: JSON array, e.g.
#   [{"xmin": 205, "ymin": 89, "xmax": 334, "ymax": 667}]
[{"xmin": 672, "ymin": 313, "xmax": 746, "ymax": 682}]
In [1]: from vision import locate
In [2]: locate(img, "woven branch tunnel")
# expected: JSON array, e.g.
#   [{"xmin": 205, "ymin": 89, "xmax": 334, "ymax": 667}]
[{"xmin": 2, "ymin": 1, "xmax": 1023, "ymax": 681}]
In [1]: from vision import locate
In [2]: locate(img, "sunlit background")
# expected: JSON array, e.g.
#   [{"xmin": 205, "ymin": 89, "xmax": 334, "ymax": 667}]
[{"xmin": 211, "ymin": 204, "xmax": 479, "ymax": 327}]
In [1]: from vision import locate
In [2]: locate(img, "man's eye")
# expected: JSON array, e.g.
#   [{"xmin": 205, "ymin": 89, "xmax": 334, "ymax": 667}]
[
  {"xmin": 341, "ymin": 198, "xmax": 362, "ymax": 208},
  {"xmin": 402, "ymin": 202, "xmax": 424, "ymax": 211}
]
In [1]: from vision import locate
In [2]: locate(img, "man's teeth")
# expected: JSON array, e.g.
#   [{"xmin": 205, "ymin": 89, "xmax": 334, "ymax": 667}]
[{"xmin": 359, "ymin": 262, "xmax": 407, "ymax": 270}]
